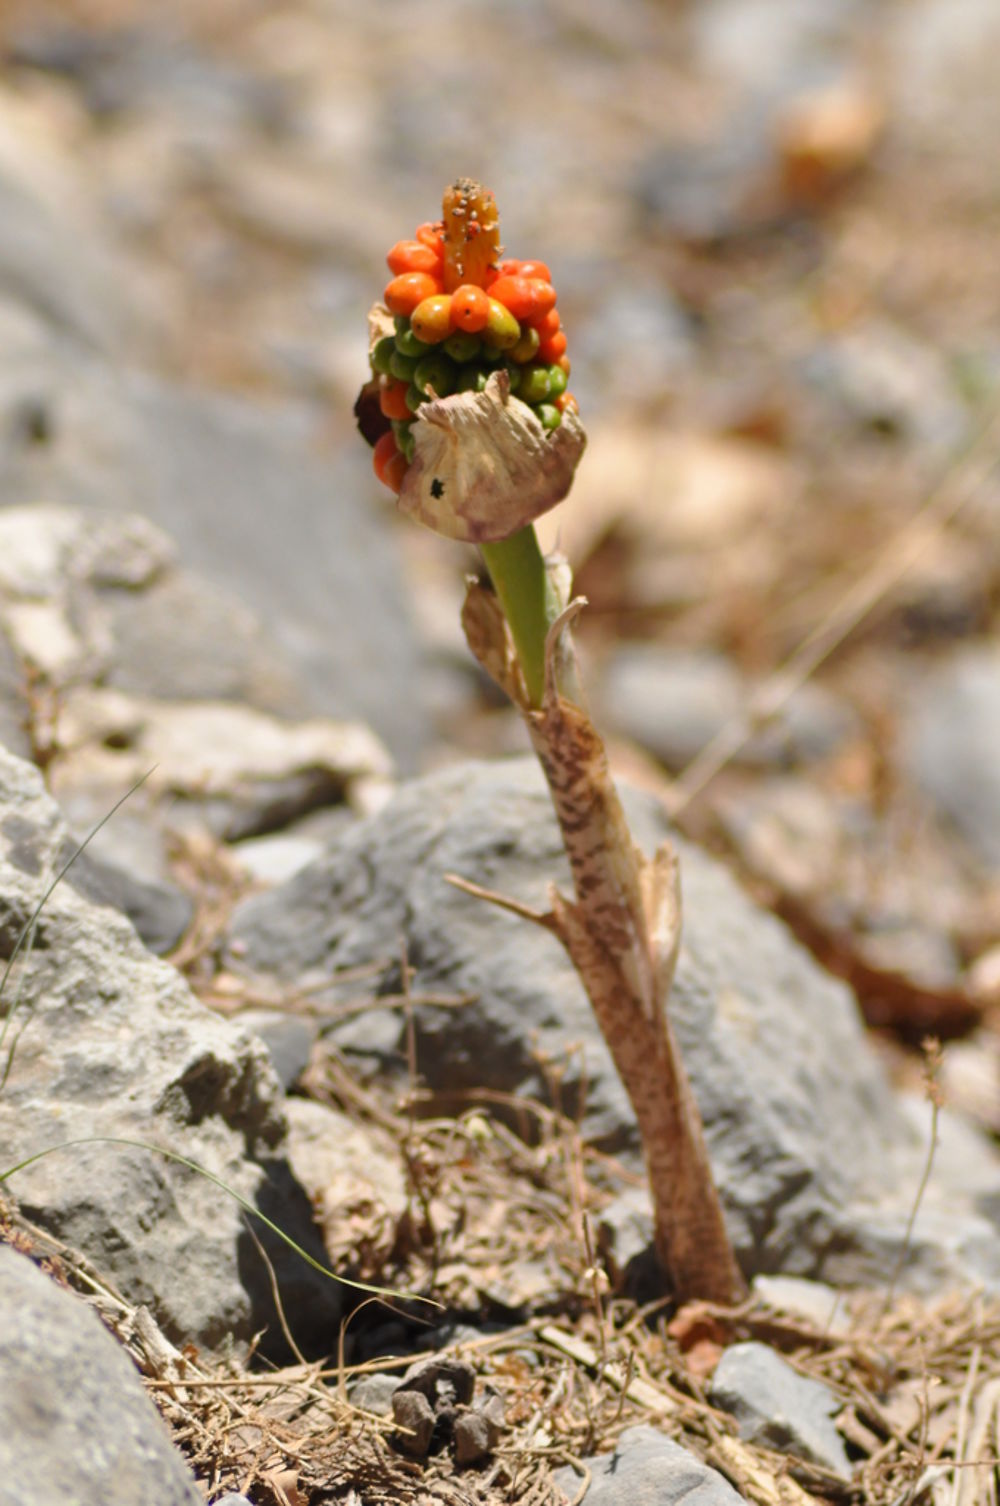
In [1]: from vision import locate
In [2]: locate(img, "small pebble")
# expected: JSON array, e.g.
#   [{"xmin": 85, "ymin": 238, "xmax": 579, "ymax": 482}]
[{"xmin": 392, "ymin": 1388, "xmax": 435, "ymax": 1456}]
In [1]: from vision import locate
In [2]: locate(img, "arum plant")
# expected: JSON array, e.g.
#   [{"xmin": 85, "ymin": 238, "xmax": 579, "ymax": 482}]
[{"xmin": 357, "ymin": 179, "xmax": 745, "ymax": 1305}]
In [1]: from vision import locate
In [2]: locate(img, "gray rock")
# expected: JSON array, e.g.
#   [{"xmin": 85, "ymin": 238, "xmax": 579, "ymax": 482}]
[
  {"xmin": 0, "ymin": 152, "xmax": 127, "ymax": 353},
  {"xmin": 801, "ymin": 324, "xmax": 967, "ymax": 451},
  {"xmin": 554, "ymin": 1425, "xmax": 744, "ymax": 1506},
  {"xmin": 0, "ymin": 742, "xmax": 339, "ymax": 1354},
  {"xmin": 454, "ymin": 1392, "xmax": 504, "ymax": 1465},
  {"xmin": 599, "ymin": 645, "xmax": 857, "ymax": 771},
  {"xmin": 902, "ymin": 645, "xmax": 1000, "ymax": 872},
  {"xmin": 227, "ymin": 758, "xmax": 1000, "ymax": 1292},
  {"xmin": 397, "ymin": 1355, "xmax": 476, "ymax": 1409},
  {"xmin": 0, "ymin": 340, "xmax": 429, "ymax": 765},
  {"xmin": 0, "ymin": 1245, "xmax": 201, "ymax": 1506},
  {"xmin": 392, "ymin": 1388, "xmax": 435, "ymax": 1456},
  {"xmin": 237, "ymin": 1009, "xmax": 316, "ymax": 1092},
  {"xmin": 710, "ymin": 1341, "xmax": 851, "ymax": 1478},
  {"xmin": 70, "ymin": 845, "xmax": 194, "ymax": 956},
  {"xmin": 752, "ymin": 1275, "xmax": 850, "ymax": 1336},
  {"xmin": 350, "ymin": 1372, "xmax": 400, "ymax": 1418},
  {"xmin": 0, "ymin": 502, "xmax": 390, "ymax": 942},
  {"xmin": 282, "ymin": 1096, "xmax": 408, "ymax": 1224}
]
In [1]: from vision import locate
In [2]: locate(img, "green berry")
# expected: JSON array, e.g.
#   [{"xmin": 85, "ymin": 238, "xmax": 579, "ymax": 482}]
[
  {"xmin": 456, "ymin": 364, "xmax": 488, "ymax": 393},
  {"xmin": 392, "ymin": 419, "xmax": 416, "ymax": 461},
  {"xmin": 536, "ymin": 403, "xmax": 561, "ymax": 432},
  {"xmin": 389, "ymin": 349, "xmax": 419, "ymax": 382},
  {"xmin": 504, "ymin": 360, "xmax": 523, "ymax": 394},
  {"xmin": 395, "ymin": 325, "xmax": 431, "ymax": 358},
  {"xmin": 443, "ymin": 330, "xmax": 482, "ymax": 363},
  {"xmin": 479, "ymin": 342, "xmax": 505, "ymax": 366},
  {"xmin": 518, "ymin": 365, "xmax": 551, "ymax": 404},
  {"xmin": 509, "ymin": 327, "xmax": 540, "ymax": 364},
  {"xmin": 413, "ymin": 353, "xmax": 456, "ymax": 397},
  {"xmin": 371, "ymin": 335, "xmax": 396, "ymax": 376},
  {"xmin": 546, "ymin": 363, "xmax": 568, "ymax": 398},
  {"xmin": 405, "ymin": 383, "xmax": 426, "ymax": 414}
]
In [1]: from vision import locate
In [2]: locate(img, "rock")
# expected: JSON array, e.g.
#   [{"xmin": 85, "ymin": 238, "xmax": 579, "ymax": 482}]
[
  {"xmin": 710, "ymin": 1341, "xmax": 851, "ymax": 1478},
  {"xmin": 55, "ymin": 688, "xmax": 392, "ymax": 840},
  {"xmin": 392, "ymin": 1357, "xmax": 480, "ymax": 1460},
  {"xmin": 236, "ymin": 1009, "xmax": 316, "ymax": 1092},
  {"xmin": 49, "ymin": 690, "xmax": 393, "ymax": 920},
  {"xmin": 598, "ymin": 645, "xmax": 857, "ymax": 771},
  {"xmin": 0, "ymin": 742, "xmax": 339, "ymax": 1354},
  {"xmin": 752, "ymin": 1274, "xmax": 851, "ymax": 1336},
  {"xmin": 0, "ymin": 100, "xmax": 130, "ymax": 351},
  {"xmin": 800, "ymin": 323, "xmax": 967, "ymax": 451},
  {"xmin": 350, "ymin": 1372, "xmax": 399, "ymax": 1418},
  {"xmin": 397, "ymin": 1356, "xmax": 476, "ymax": 1409},
  {"xmin": 227, "ymin": 758, "xmax": 1000, "ymax": 1293},
  {"xmin": 392, "ymin": 1389, "xmax": 435, "ymax": 1457},
  {"xmin": 67, "ymin": 845, "xmax": 193, "ymax": 957},
  {"xmin": 0, "ymin": 502, "xmax": 392, "ymax": 942},
  {"xmin": 554, "ymin": 1424, "xmax": 744, "ymax": 1506},
  {"xmin": 0, "ymin": 1245, "xmax": 202, "ymax": 1505},
  {"xmin": 0, "ymin": 339, "xmax": 430, "ymax": 765},
  {"xmin": 281, "ymin": 1095, "xmax": 410, "ymax": 1311},
  {"xmin": 902, "ymin": 644, "xmax": 1000, "ymax": 872},
  {"xmin": 453, "ymin": 1392, "xmax": 504, "ymax": 1465}
]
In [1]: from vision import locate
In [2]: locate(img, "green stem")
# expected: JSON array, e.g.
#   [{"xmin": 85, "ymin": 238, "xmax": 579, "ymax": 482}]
[{"xmin": 479, "ymin": 525, "xmax": 560, "ymax": 707}]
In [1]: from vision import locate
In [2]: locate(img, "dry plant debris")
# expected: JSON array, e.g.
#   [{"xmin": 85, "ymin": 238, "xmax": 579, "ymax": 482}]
[{"xmin": 10, "ymin": 1047, "xmax": 1000, "ymax": 1506}]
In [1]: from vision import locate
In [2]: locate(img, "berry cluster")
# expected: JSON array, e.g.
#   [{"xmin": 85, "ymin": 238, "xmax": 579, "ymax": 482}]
[{"xmin": 366, "ymin": 183, "xmax": 577, "ymax": 495}]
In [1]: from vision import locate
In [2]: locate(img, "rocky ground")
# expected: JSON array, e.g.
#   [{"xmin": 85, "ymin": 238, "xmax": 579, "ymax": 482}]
[{"xmin": 1, "ymin": 1, "xmax": 1000, "ymax": 1503}]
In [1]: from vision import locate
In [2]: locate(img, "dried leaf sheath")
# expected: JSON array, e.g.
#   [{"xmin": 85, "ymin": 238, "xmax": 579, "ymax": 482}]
[{"xmin": 462, "ymin": 581, "xmax": 745, "ymax": 1303}]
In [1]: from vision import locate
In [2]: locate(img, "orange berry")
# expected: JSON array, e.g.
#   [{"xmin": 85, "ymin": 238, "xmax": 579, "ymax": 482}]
[
  {"xmin": 557, "ymin": 354, "xmax": 571, "ymax": 375},
  {"xmin": 383, "ymin": 450, "xmax": 409, "ymax": 493},
  {"xmin": 410, "ymin": 293, "xmax": 454, "ymax": 344},
  {"xmin": 555, "ymin": 392, "xmax": 578, "ymax": 415},
  {"xmin": 538, "ymin": 329, "xmax": 568, "ymax": 362},
  {"xmin": 496, "ymin": 258, "xmax": 523, "ymax": 275},
  {"xmin": 488, "ymin": 275, "xmax": 557, "ymax": 325},
  {"xmin": 516, "ymin": 259, "xmax": 552, "ymax": 282},
  {"xmin": 386, "ymin": 239, "xmax": 441, "ymax": 276},
  {"xmin": 384, "ymin": 271, "xmax": 441, "ymax": 316},
  {"xmin": 373, "ymin": 430, "xmax": 399, "ymax": 485},
  {"xmin": 450, "ymin": 284, "xmax": 490, "ymax": 332},
  {"xmin": 415, "ymin": 221, "xmax": 445, "ymax": 255},
  {"xmin": 534, "ymin": 308, "xmax": 561, "ymax": 340},
  {"xmin": 379, "ymin": 377, "xmax": 411, "ymax": 420}
]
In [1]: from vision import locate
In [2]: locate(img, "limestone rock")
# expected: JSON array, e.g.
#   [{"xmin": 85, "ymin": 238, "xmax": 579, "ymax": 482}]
[
  {"xmin": 0, "ymin": 1245, "xmax": 202, "ymax": 1506},
  {"xmin": 0, "ymin": 742, "xmax": 339, "ymax": 1353}
]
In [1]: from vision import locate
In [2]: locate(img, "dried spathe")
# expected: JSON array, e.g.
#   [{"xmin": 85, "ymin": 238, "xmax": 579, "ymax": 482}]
[{"xmin": 398, "ymin": 371, "xmax": 585, "ymax": 543}]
